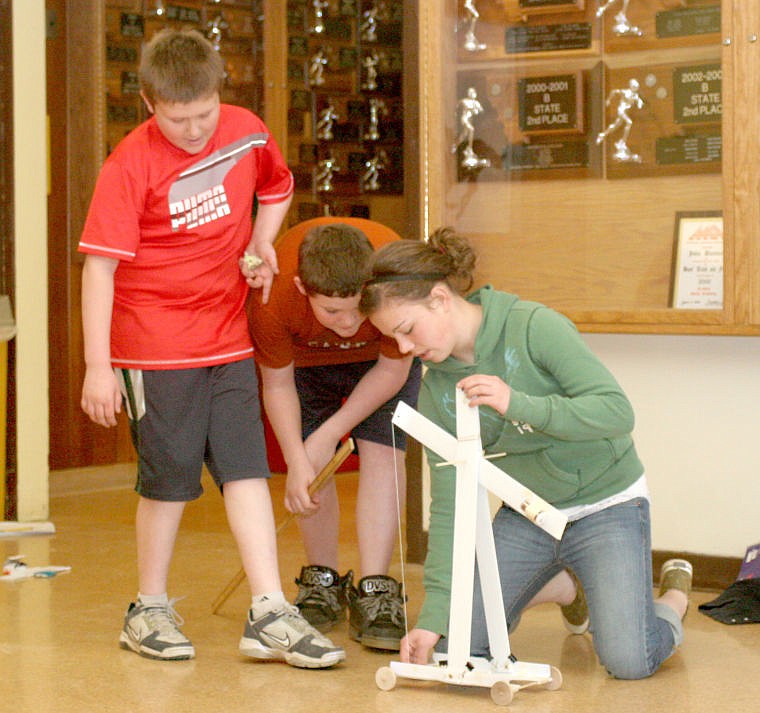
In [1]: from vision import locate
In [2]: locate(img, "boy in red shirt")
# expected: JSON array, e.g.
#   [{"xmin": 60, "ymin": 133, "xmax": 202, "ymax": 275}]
[
  {"xmin": 79, "ymin": 29, "xmax": 344, "ymax": 669},
  {"xmin": 249, "ymin": 217, "xmax": 421, "ymax": 651}
]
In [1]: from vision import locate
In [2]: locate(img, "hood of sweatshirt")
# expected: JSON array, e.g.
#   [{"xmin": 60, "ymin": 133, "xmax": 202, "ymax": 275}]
[{"xmin": 429, "ymin": 285, "xmax": 520, "ymax": 376}]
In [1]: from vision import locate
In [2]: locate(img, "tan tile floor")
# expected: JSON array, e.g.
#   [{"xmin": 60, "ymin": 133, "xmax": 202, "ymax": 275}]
[{"xmin": 1, "ymin": 466, "xmax": 758, "ymax": 713}]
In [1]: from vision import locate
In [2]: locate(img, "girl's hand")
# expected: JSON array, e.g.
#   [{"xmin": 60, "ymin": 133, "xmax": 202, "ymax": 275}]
[
  {"xmin": 457, "ymin": 373, "xmax": 511, "ymax": 415},
  {"xmin": 400, "ymin": 628, "xmax": 441, "ymax": 664}
]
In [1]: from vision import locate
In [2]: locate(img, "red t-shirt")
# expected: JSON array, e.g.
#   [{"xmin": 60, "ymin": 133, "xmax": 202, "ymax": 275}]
[
  {"xmin": 78, "ymin": 104, "xmax": 293, "ymax": 369},
  {"xmin": 249, "ymin": 217, "xmax": 405, "ymax": 368}
]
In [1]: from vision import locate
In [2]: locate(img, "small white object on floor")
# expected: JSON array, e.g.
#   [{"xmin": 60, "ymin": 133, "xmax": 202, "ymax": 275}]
[{"xmin": 1, "ymin": 555, "xmax": 71, "ymax": 581}]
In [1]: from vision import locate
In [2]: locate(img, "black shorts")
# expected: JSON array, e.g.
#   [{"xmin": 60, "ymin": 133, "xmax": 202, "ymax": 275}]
[
  {"xmin": 120, "ymin": 359, "xmax": 270, "ymax": 501},
  {"xmin": 294, "ymin": 358, "xmax": 421, "ymax": 450}
]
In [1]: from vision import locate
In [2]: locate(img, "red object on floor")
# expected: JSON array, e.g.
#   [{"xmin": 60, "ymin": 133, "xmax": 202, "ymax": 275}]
[{"xmin": 262, "ymin": 411, "xmax": 359, "ymax": 474}]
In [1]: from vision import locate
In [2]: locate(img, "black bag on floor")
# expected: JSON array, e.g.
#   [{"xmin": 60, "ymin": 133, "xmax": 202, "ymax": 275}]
[{"xmin": 698, "ymin": 579, "xmax": 760, "ymax": 625}]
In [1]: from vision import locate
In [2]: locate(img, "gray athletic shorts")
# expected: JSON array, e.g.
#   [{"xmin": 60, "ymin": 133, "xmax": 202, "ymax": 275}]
[
  {"xmin": 294, "ymin": 358, "xmax": 421, "ymax": 450},
  {"xmin": 119, "ymin": 359, "xmax": 270, "ymax": 502}
]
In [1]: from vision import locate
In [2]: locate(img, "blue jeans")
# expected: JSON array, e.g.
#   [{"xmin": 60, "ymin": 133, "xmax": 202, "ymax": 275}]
[{"xmin": 470, "ymin": 498, "xmax": 682, "ymax": 679}]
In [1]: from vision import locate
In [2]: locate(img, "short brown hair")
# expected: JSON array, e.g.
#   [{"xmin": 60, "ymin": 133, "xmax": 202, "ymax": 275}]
[
  {"xmin": 139, "ymin": 28, "xmax": 225, "ymax": 105},
  {"xmin": 298, "ymin": 223, "xmax": 374, "ymax": 297}
]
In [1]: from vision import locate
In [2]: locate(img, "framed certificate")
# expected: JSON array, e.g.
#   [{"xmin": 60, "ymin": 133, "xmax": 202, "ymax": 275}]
[{"xmin": 671, "ymin": 211, "xmax": 723, "ymax": 309}]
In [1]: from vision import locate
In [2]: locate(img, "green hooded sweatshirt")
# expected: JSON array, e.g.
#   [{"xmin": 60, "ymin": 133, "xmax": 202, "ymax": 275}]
[{"xmin": 415, "ymin": 286, "xmax": 644, "ymax": 636}]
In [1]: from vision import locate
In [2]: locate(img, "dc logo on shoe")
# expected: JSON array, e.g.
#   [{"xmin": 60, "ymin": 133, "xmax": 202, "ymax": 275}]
[
  {"xmin": 304, "ymin": 569, "xmax": 336, "ymax": 587},
  {"xmin": 362, "ymin": 578, "xmax": 394, "ymax": 595}
]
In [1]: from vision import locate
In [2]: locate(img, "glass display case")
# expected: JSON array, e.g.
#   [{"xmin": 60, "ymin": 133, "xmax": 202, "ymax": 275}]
[{"xmin": 410, "ymin": 0, "xmax": 760, "ymax": 334}]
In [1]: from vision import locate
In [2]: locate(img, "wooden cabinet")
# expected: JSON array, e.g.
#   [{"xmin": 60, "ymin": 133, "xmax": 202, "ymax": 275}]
[
  {"xmin": 103, "ymin": 1, "xmax": 265, "ymax": 153},
  {"xmin": 409, "ymin": 1, "xmax": 760, "ymax": 334}
]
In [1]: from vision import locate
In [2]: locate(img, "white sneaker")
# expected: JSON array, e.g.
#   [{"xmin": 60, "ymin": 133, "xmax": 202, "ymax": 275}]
[
  {"xmin": 119, "ymin": 599, "xmax": 195, "ymax": 660},
  {"xmin": 239, "ymin": 603, "xmax": 345, "ymax": 669}
]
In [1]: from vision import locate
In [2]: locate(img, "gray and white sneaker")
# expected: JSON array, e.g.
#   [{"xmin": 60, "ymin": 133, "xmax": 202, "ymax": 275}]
[
  {"xmin": 239, "ymin": 603, "xmax": 345, "ymax": 669},
  {"xmin": 119, "ymin": 600, "xmax": 195, "ymax": 660}
]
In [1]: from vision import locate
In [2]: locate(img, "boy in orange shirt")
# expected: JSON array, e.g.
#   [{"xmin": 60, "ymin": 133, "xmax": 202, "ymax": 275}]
[{"xmin": 249, "ymin": 217, "xmax": 421, "ymax": 651}]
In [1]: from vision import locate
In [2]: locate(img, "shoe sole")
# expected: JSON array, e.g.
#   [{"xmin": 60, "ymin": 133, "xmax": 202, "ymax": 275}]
[
  {"xmin": 348, "ymin": 624, "xmax": 401, "ymax": 651},
  {"xmin": 119, "ymin": 632, "xmax": 195, "ymax": 661},
  {"xmin": 562, "ymin": 617, "xmax": 589, "ymax": 635},
  {"xmin": 239, "ymin": 637, "xmax": 346, "ymax": 669}
]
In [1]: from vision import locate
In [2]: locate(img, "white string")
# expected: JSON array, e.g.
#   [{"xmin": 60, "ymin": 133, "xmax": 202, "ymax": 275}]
[{"xmin": 391, "ymin": 422, "xmax": 410, "ymax": 642}]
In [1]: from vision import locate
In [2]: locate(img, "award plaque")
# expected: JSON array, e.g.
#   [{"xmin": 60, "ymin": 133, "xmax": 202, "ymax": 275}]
[
  {"xmin": 339, "ymin": 47, "xmax": 359, "ymax": 69},
  {"xmin": 163, "ymin": 5, "xmax": 201, "ymax": 23},
  {"xmin": 288, "ymin": 60, "xmax": 306, "ymax": 81},
  {"xmin": 604, "ymin": 0, "xmax": 721, "ymax": 53},
  {"xmin": 120, "ymin": 71, "xmax": 140, "ymax": 95},
  {"xmin": 671, "ymin": 211, "xmax": 723, "ymax": 309},
  {"xmin": 656, "ymin": 5, "xmax": 721, "ymax": 40},
  {"xmin": 517, "ymin": 73, "xmax": 584, "ymax": 135},
  {"xmin": 349, "ymin": 204, "xmax": 371, "ymax": 219},
  {"xmin": 120, "ymin": 13, "xmax": 144, "ymax": 38},
  {"xmin": 290, "ymin": 89, "xmax": 311, "ymax": 112},
  {"xmin": 518, "ymin": 0, "xmax": 585, "ymax": 15},
  {"xmin": 107, "ymin": 102, "xmax": 138, "ymax": 124},
  {"xmin": 503, "ymin": 140, "xmax": 588, "ymax": 171},
  {"xmin": 673, "ymin": 64, "xmax": 722, "ymax": 125},
  {"xmin": 340, "ymin": 0, "xmax": 358, "ymax": 17},
  {"xmin": 288, "ymin": 36, "xmax": 308, "ymax": 57},
  {"xmin": 107, "ymin": 45, "xmax": 138, "ymax": 63},
  {"xmin": 288, "ymin": 2, "xmax": 306, "ymax": 29},
  {"xmin": 299, "ymin": 143, "xmax": 319, "ymax": 164},
  {"xmin": 506, "ymin": 22, "xmax": 592, "ymax": 54},
  {"xmin": 601, "ymin": 62, "xmax": 722, "ymax": 179},
  {"xmin": 348, "ymin": 152, "xmax": 366, "ymax": 172},
  {"xmin": 297, "ymin": 202, "xmax": 321, "ymax": 221},
  {"xmin": 656, "ymin": 133, "xmax": 721, "ymax": 166},
  {"xmin": 288, "ymin": 108, "xmax": 306, "ymax": 134},
  {"xmin": 474, "ymin": 63, "xmax": 602, "ymax": 181}
]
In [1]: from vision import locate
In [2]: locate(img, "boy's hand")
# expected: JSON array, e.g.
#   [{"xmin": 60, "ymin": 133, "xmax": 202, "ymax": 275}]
[
  {"xmin": 239, "ymin": 254, "xmax": 276, "ymax": 302},
  {"xmin": 241, "ymin": 238, "xmax": 280, "ymax": 303},
  {"xmin": 81, "ymin": 365, "xmax": 122, "ymax": 427},
  {"xmin": 284, "ymin": 461, "xmax": 320, "ymax": 515}
]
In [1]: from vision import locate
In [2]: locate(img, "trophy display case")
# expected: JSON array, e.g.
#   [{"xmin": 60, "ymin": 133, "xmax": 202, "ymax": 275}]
[
  {"xmin": 284, "ymin": 0, "xmax": 404, "ymax": 227},
  {"xmin": 411, "ymin": 1, "xmax": 760, "ymax": 334},
  {"xmin": 104, "ymin": 1, "xmax": 265, "ymax": 154}
]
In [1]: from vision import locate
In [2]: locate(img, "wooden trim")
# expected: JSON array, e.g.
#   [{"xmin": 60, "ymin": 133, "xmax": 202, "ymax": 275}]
[
  {"xmin": 263, "ymin": 0, "xmax": 287, "ymax": 152},
  {"xmin": 653, "ymin": 550, "xmax": 741, "ymax": 593}
]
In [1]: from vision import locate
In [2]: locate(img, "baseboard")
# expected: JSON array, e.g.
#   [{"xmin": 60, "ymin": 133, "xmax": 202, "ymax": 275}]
[{"xmin": 653, "ymin": 550, "xmax": 741, "ymax": 592}]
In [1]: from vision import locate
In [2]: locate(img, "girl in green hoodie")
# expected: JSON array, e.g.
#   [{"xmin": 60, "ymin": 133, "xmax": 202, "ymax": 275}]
[{"xmin": 360, "ymin": 228, "xmax": 692, "ymax": 679}]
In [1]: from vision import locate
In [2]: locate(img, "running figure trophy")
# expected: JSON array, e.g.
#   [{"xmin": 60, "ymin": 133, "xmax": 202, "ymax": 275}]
[
  {"xmin": 364, "ymin": 97, "xmax": 388, "ymax": 141},
  {"xmin": 462, "ymin": 0, "xmax": 486, "ymax": 52},
  {"xmin": 453, "ymin": 87, "xmax": 490, "ymax": 170},
  {"xmin": 311, "ymin": 0, "xmax": 328, "ymax": 34},
  {"xmin": 596, "ymin": 0, "xmax": 643, "ymax": 37},
  {"xmin": 316, "ymin": 103, "xmax": 339, "ymax": 141},
  {"xmin": 362, "ymin": 51, "xmax": 380, "ymax": 91},
  {"xmin": 361, "ymin": 149, "xmax": 388, "ymax": 192},
  {"xmin": 206, "ymin": 12, "xmax": 229, "ymax": 51},
  {"xmin": 596, "ymin": 78, "xmax": 644, "ymax": 163},
  {"xmin": 316, "ymin": 155, "xmax": 340, "ymax": 192},
  {"xmin": 308, "ymin": 48, "xmax": 328, "ymax": 87},
  {"xmin": 360, "ymin": 3, "xmax": 379, "ymax": 42}
]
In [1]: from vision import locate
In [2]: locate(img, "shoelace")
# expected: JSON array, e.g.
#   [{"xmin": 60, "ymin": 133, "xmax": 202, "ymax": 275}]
[
  {"xmin": 142, "ymin": 598, "xmax": 185, "ymax": 636},
  {"xmin": 358, "ymin": 591, "xmax": 405, "ymax": 627},
  {"xmin": 295, "ymin": 583, "xmax": 343, "ymax": 613}
]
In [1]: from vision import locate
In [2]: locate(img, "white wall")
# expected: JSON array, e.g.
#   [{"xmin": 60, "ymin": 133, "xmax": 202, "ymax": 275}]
[{"xmin": 584, "ymin": 333, "xmax": 759, "ymax": 559}]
